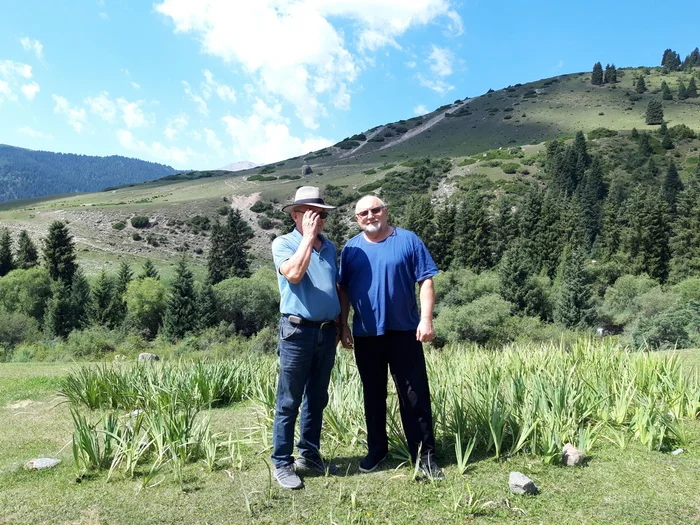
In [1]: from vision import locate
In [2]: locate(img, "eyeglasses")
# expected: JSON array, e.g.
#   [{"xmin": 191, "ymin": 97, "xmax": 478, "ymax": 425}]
[{"xmin": 355, "ymin": 206, "xmax": 386, "ymax": 218}]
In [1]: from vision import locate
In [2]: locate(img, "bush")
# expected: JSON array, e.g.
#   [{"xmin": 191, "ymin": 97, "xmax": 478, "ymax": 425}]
[
  {"xmin": 112, "ymin": 222, "xmax": 126, "ymax": 230},
  {"xmin": 501, "ymin": 162, "xmax": 520, "ymax": 174},
  {"xmin": 62, "ymin": 327, "xmax": 117, "ymax": 359},
  {"xmin": 433, "ymin": 294, "xmax": 514, "ymax": 347},
  {"xmin": 601, "ymin": 274, "xmax": 659, "ymax": 325},
  {"xmin": 130, "ymin": 216, "xmax": 150, "ymax": 228},
  {"xmin": 125, "ymin": 278, "xmax": 167, "ymax": 339},
  {"xmin": 258, "ymin": 216, "xmax": 274, "ymax": 230},
  {"xmin": 588, "ymin": 127, "xmax": 618, "ymax": 139},
  {"xmin": 214, "ymin": 269, "xmax": 279, "ymax": 337},
  {"xmin": 628, "ymin": 301, "xmax": 700, "ymax": 350},
  {"xmin": 0, "ymin": 311, "xmax": 40, "ymax": 354},
  {"xmin": 132, "ymin": 233, "xmax": 142, "ymax": 241},
  {"xmin": 258, "ymin": 165, "xmax": 276, "ymax": 175},
  {"xmin": 0, "ymin": 267, "xmax": 53, "ymax": 322},
  {"xmin": 434, "ymin": 270, "xmax": 500, "ymax": 307},
  {"xmin": 218, "ymin": 205, "xmax": 230, "ymax": 216}
]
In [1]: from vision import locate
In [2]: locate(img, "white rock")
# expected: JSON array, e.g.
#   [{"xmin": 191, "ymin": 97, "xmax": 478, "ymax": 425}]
[
  {"xmin": 671, "ymin": 448, "xmax": 684, "ymax": 456},
  {"xmin": 509, "ymin": 471, "xmax": 538, "ymax": 495},
  {"xmin": 24, "ymin": 458, "xmax": 61, "ymax": 470},
  {"xmin": 562, "ymin": 442, "xmax": 585, "ymax": 466}
]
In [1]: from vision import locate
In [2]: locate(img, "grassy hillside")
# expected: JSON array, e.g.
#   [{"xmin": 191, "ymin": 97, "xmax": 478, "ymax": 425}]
[{"xmin": 0, "ymin": 65, "xmax": 698, "ymax": 277}]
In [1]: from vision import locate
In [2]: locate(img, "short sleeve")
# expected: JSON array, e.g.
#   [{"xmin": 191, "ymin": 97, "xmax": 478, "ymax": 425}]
[
  {"xmin": 338, "ymin": 246, "xmax": 348, "ymax": 286},
  {"xmin": 271, "ymin": 236, "xmax": 295, "ymax": 273},
  {"xmin": 411, "ymin": 233, "xmax": 439, "ymax": 282}
]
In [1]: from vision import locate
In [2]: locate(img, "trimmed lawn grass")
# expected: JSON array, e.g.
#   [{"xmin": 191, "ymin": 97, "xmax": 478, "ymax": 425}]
[{"xmin": 2, "ymin": 353, "xmax": 700, "ymax": 524}]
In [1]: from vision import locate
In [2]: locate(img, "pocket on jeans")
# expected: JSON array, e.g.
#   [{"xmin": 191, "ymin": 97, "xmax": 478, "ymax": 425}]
[{"xmin": 279, "ymin": 318, "xmax": 300, "ymax": 340}]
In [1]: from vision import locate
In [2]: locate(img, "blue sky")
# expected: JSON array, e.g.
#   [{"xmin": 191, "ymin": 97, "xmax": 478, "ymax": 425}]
[{"xmin": 1, "ymin": 1, "xmax": 698, "ymax": 170}]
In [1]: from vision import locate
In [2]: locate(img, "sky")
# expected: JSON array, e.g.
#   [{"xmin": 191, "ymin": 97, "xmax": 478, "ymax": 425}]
[{"xmin": 1, "ymin": 1, "xmax": 698, "ymax": 170}]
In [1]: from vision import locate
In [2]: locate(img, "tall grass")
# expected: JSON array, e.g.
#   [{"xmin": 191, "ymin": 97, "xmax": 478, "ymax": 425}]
[{"xmin": 62, "ymin": 339, "xmax": 700, "ymax": 482}]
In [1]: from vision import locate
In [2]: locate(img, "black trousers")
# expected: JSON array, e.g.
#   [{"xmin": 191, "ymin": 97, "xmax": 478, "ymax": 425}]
[{"xmin": 354, "ymin": 330, "xmax": 436, "ymax": 461}]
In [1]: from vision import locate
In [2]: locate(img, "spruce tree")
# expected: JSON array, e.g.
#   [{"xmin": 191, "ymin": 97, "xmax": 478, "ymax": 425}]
[
  {"xmin": 197, "ymin": 279, "xmax": 219, "ymax": 330},
  {"xmin": 44, "ymin": 280, "xmax": 74, "ymax": 339},
  {"xmin": 498, "ymin": 240, "xmax": 548, "ymax": 319},
  {"xmin": 139, "ymin": 259, "xmax": 160, "ymax": 279},
  {"xmin": 661, "ymin": 81, "xmax": 673, "ymax": 100},
  {"xmin": 452, "ymin": 194, "xmax": 492, "ymax": 271},
  {"xmin": 43, "ymin": 221, "xmax": 77, "ymax": 284},
  {"xmin": 677, "ymin": 80, "xmax": 688, "ymax": 100},
  {"xmin": 323, "ymin": 208, "xmax": 348, "ymax": 257},
  {"xmin": 15, "ymin": 230, "xmax": 39, "ymax": 269},
  {"xmin": 662, "ymin": 161, "xmax": 684, "ymax": 216},
  {"xmin": 637, "ymin": 132, "xmax": 653, "ymax": 156},
  {"xmin": 106, "ymin": 261, "xmax": 132, "ymax": 327},
  {"xmin": 661, "ymin": 133, "xmax": 674, "ymax": 150},
  {"xmin": 491, "ymin": 197, "xmax": 517, "ymax": 265},
  {"xmin": 577, "ymin": 157, "xmax": 605, "ymax": 248},
  {"xmin": 90, "ymin": 270, "xmax": 114, "ymax": 325},
  {"xmin": 661, "ymin": 49, "xmax": 681, "ymax": 71},
  {"xmin": 400, "ymin": 195, "xmax": 433, "ymax": 242},
  {"xmin": 624, "ymin": 188, "xmax": 671, "ymax": 282},
  {"xmin": 630, "ymin": 127, "xmax": 639, "ymax": 140},
  {"xmin": 0, "ymin": 228, "xmax": 14, "ymax": 277},
  {"xmin": 686, "ymin": 77, "xmax": 698, "ymax": 98},
  {"xmin": 635, "ymin": 76, "xmax": 647, "ymax": 94},
  {"xmin": 207, "ymin": 221, "xmax": 228, "ymax": 285},
  {"xmin": 645, "ymin": 99, "xmax": 664, "ymax": 125},
  {"xmin": 669, "ymin": 182, "xmax": 700, "ymax": 281},
  {"xmin": 430, "ymin": 201, "xmax": 456, "ymax": 269},
  {"xmin": 553, "ymin": 245, "xmax": 593, "ymax": 328},
  {"xmin": 591, "ymin": 62, "xmax": 604, "ymax": 86},
  {"xmin": 69, "ymin": 268, "xmax": 92, "ymax": 331},
  {"xmin": 162, "ymin": 257, "xmax": 198, "ymax": 340},
  {"xmin": 208, "ymin": 209, "xmax": 254, "ymax": 284}
]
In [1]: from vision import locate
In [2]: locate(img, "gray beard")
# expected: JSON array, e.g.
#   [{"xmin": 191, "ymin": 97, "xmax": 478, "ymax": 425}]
[{"xmin": 364, "ymin": 223, "xmax": 382, "ymax": 234}]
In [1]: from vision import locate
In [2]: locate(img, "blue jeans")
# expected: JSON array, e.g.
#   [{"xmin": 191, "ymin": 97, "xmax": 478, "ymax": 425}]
[{"xmin": 271, "ymin": 316, "xmax": 337, "ymax": 468}]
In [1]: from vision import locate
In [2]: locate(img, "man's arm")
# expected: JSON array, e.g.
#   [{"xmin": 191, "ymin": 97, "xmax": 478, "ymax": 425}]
[
  {"xmin": 279, "ymin": 211, "xmax": 320, "ymax": 284},
  {"xmin": 337, "ymin": 284, "xmax": 354, "ymax": 348},
  {"xmin": 416, "ymin": 277, "xmax": 435, "ymax": 342}
]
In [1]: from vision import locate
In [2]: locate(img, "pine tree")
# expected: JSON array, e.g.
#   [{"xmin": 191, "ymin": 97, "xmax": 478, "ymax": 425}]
[
  {"xmin": 661, "ymin": 49, "xmax": 681, "ymax": 71},
  {"xmin": 139, "ymin": 259, "xmax": 160, "ymax": 279},
  {"xmin": 207, "ymin": 221, "xmax": 228, "ymax": 285},
  {"xmin": 162, "ymin": 257, "xmax": 198, "ymax": 340},
  {"xmin": 323, "ymin": 208, "xmax": 348, "ymax": 257},
  {"xmin": 400, "ymin": 195, "xmax": 433, "ymax": 242},
  {"xmin": 106, "ymin": 261, "xmax": 132, "ymax": 327},
  {"xmin": 69, "ymin": 268, "xmax": 92, "ymax": 331},
  {"xmin": 645, "ymin": 157, "xmax": 660, "ymax": 180},
  {"xmin": 208, "ymin": 209, "xmax": 254, "ymax": 284},
  {"xmin": 430, "ymin": 201, "xmax": 456, "ymax": 269},
  {"xmin": 197, "ymin": 279, "xmax": 219, "ymax": 330},
  {"xmin": 662, "ymin": 161, "xmax": 684, "ymax": 216},
  {"xmin": 645, "ymin": 99, "xmax": 664, "ymax": 125},
  {"xmin": 686, "ymin": 77, "xmax": 698, "ymax": 98},
  {"xmin": 44, "ymin": 280, "xmax": 74, "ymax": 339},
  {"xmin": 682, "ymin": 48, "xmax": 700, "ymax": 70},
  {"xmin": 498, "ymin": 240, "xmax": 548, "ymax": 318},
  {"xmin": 637, "ymin": 132, "xmax": 653, "ymax": 156},
  {"xmin": 669, "ymin": 182, "xmax": 700, "ymax": 281},
  {"xmin": 553, "ymin": 245, "xmax": 593, "ymax": 329},
  {"xmin": 15, "ymin": 230, "xmax": 39, "ymax": 269},
  {"xmin": 677, "ymin": 80, "xmax": 688, "ymax": 100},
  {"xmin": 0, "ymin": 228, "xmax": 14, "ymax": 277},
  {"xmin": 661, "ymin": 133, "xmax": 674, "ymax": 150},
  {"xmin": 43, "ymin": 221, "xmax": 77, "ymax": 284},
  {"xmin": 591, "ymin": 62, "xmax": 604, "ymax": 85},
  {"xmin": 491, "ymin": 197, "xmax": 517, "ymax": 265},
  {"xmin": 452, "ymin": 194, "xmax": 492, "ymax": 271},
  {"xmin": 576, "ymin": 157, "xmax": 605, "ymax": 248},
  {"xmin": 90, "ymin": 270, "xmax": 114, "ymax": 325},
  {"xmin": 624, "ymin": 188, "xmax": 672, "ymax": 282},
  {"xmin": 604, "ymin": 64, "xmax": 617, "ymax": 84},
  {"xmin": 635, "ymin": 76, "xmax": 647, "ymax": 94},
  {"xmin": 661, "ymin": 81, "xmax": 673, "ymax": 100}
]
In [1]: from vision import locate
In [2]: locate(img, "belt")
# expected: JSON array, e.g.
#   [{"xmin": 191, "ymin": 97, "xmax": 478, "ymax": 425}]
[{"xmin": 284, "ymin": 314, "xmax": 336, "ymax": 330}]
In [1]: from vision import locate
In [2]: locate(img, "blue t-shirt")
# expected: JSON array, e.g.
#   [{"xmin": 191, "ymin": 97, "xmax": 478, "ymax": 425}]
[
  {"xmin": 271, "ymin": 229, "xmax": 340, "ymax": 322},
  {"xmin": 339, "ymin": 227, "xmax": 438, "ymax": 336}
]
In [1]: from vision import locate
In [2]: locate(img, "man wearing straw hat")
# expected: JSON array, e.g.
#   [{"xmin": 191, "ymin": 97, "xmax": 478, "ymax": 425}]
[
  {"xmin": 270, "ymin": 186, "xmax": 341, "ymax": 489},
  {"xmin": 338, "ymin": 195, "xmax": 444, "ymax": 480}
]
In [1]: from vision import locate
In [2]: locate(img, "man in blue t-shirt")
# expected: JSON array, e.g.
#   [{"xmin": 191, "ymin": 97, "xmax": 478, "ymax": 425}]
[
  {"xmin": 338, "ymin": 195, "xmax": 444, "ymax": 480},
  {"xmin": 270, "ymin": 186, "xmax": 341, "ymax": 490}
]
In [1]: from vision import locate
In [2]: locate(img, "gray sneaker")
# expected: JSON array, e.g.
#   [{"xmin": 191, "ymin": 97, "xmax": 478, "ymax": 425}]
[
  {"xmin": 273, "ymin": 464, "xmax": 304, "ymax": 489},
  {"xmin": 419, "ymin": 457, "xmax": 445, "ymax": 481},
  {"xmin": 294, "ymin": 456, "xmax": 339, "ymax": 475}
]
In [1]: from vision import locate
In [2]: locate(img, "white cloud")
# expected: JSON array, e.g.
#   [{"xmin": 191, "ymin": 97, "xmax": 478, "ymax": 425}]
[
  {"xmin": 100, "ymin": 12, "xmax": 109, "ymax": 19},
  {"xmin": 221, "ymin": 98, "xmax": 332, "ymax": 164},
  {"xmin": 85, "ymin": 91, "xmax": 117, "ymax": 122},
  {"xmin": 52, "ymin": 95, "xmax": 87, "ymax": 133},
  {"xmin": 117, "ymin": 129, "xmax": 195, "ymax": 166},
  {"xmin": 130, "ymin": 81, "xmax": 140, "ymax": 89},
  {"xmin": 0, "ymin": 60, "xmax": 32, "ymax": 79},
  {"xmin": 19, "ymin": 126, "xmax": 53, "ymax": 139},
  {"xmin": 428, "ymin": 45, "xmax": 452, "ymax": 77},
  {"xmin": 20, "ymin": 37, "xmax": 44, "ymax": 60},
  {"xmin": 204, "ymin": 128, "xmax": 225, "ymax": 156},
  {"xmin": 155, "ymin": 0, "xmax": 461, "ymax": 129},
  {"xmin": 405, "ymin": 61, "xmax": 416, "ymax": 68},
  {"xmin": 0, "ymin": 80, "xmax": 11, "ymax": 101},
  {"xmin": 21, "ymin": 82, "xmax": 40, "ymax": 100},
  {"xmin": 202, "ymin": 69, "xmax": 236, "ymax": 103},
  {"xmin": 413, "ymin": 104, "xmax": 428, "ymax": 115},
  {"xmin": 117, "ymin": 98, "xmax": 149, "ymax": 128},
  {"xmin": 417, "ymin": 74, "xmax": 454, "ymax": 94},
  {"xmin": 183, "ymin": 80, "xmax": 208, "ymax": 115},
  {"xmin": 445, "ymin": 10, "xmax": 464, "ymax": 36},
  {"xmin": 164, "ymin": 114, "xmax": 189, "ymax": 140}
]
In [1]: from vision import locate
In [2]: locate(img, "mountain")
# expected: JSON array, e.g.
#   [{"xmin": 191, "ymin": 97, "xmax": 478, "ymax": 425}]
[
  {"xmin": 0, "ymin": 144, "xmax": 177, "ymax": 202},
  {"xmin": 220, "ymin": 161, "xmax": 258, "ymax": 172}
]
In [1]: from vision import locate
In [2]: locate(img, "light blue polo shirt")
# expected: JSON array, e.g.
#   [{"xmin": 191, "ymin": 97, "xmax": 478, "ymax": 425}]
[{"xmin": 271, "ymin": 229, "xmax": 340, "ymax": 322}]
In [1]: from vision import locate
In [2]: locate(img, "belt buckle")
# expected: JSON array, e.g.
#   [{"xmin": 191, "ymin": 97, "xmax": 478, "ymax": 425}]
[{"xmin": 319, "ymin": 320, "xmax": 333, "ymax": 330}]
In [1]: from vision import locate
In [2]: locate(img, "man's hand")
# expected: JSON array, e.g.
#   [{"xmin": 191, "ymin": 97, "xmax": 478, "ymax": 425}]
[
  {"xmin": 416, "ymin": 318, "xmax": 434, "ymax": 343},
  {"xmin": 301, "ymin": 210, "xmax": 322, "ymax": 238},
  {"xmin": 340, "ymin": 324, "xmax": 354, "ymax": 349}
]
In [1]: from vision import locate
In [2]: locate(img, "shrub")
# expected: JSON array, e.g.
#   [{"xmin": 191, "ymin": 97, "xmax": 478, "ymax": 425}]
[
  {"xmin": 112, "ymin": 222, "xmax": 126, "ymax": 230},
  {"xmin": 0, "ymin": 268, "xmax": 53, "ymax": 322},
  {"xmin": 258, "ymin": 165, "xmax": 276, "ymax": 175},
  {"xmin": 186, "ymin": 215, "xmax": 211, "ymax": 232},
  {"xmin": 132, "ymin": 233, "xmax": 142, "ymax": 241},
  {"xmin": 125, "ymin": 278, "xmax": 167, "ymax": 339},
  {"xmin": 501, "ymin": 162, "xmax": 520, "ymax": 174},
  {"xmin": 588, "ymin": 127, "xmax": 618, "ymax": 139},
  {"xmin": 218, "ymin": 205, "xmax": 230, "ymax": 215},
  {"xmin": 433, "ymin": 294, "xmax": 514, "ymax": 347},
  {"xmin": 278, "ymin": 175, "xmax": 301, "ymax": 180},
  {"xmin": 247, "ymin": 175, "xmax": 277, "ymax": 182},
  {"xmin": 130, "ymin": 216, "xmax": 150, "ymax": 228},
  {"xmin": 214, "ymin": 270, "xmax": 279, "ymax": 336},
  {"xmin": 250, "ymin": 201, "xmax": 272, "ymax": 213},
  {"xmin": 628, "ymin": 301, "xmax": 700, "ymax": 350},
  {"xmin": 62, "ymin": 327, "xmax": 117, "ymax": 359},
  {"xmin": 257, "ymin": 216, "xmax": 274, "ymax": 230},
  {"xmin": 0, "ymin": 311, "xmax": 40, "ymax": 353}
]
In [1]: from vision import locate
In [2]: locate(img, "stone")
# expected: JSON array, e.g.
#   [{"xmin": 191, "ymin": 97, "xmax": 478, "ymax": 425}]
[
  {"xmin": 562, "ymin": 443, "xmax": 585, "ymax": 466},
  {"xmin": 671, "ymin": 448, "xmax": 684, "ymax": 456},
  {"xmin": 301, "ymin": 164, "xmax": 312, "ymax": 175},
  {"xmin": 138, "ymin": 352, "xmax": 159, "ymax": 361},
  {"xmin": 24, "ymin": 458, "xmax": 61, "ymax": 471},
  {"xmin": 509, "ymin": 471, "xmax": 538, "ymax": 495}
]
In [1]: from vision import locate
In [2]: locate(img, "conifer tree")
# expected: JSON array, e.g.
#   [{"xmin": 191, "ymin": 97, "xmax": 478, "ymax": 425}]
[
  {"xmin": 658, "ymin": 122, "xmax": 668, "ymax": 136},
  {"xmin": 43, "ymin": 221, "xmax": 77, "ymax": 284},
  {"xmin": 645, "ymin": 157, "xmax": 660, "ymax": 180},
  {"xmin": 591, "ymin": 62, "xmax": 604, "ymax": 85},
  {"xmin": 15, "ymin": 230, "xmax": 39, "ymax": 269},
  {"xmin": 662, "ymin": 161, "xmax": 684, "ymax": 216},
  {"xmin": 0, "ymin": 228, "xmax": 14, "ymax": 277},
  {"xmin": 44, "ymin": 280, "xmax": 73, "ymax": 339},
  {"xmin": 661, "ymin": 134, "xmax": 674, "ymax": 150},
  {"xmin": 630, "ymin": 127, "xmax": 639, "ymax": 140},
  {"xmin": 683, "ymin": 47, "xmax": 700, "ymax": 69},
  {"xmin": 208, "ymin": 209, "xmax": 254, "ymax": 284},
  {"xmin": 106, "ymin": 261, "xmax": 132, "ymax": 327},
  {"xmin": 577, "ymin": 157, "xmax": 605, "ymax": 248},
  {"xmin": 207, "ymin": 221, "xmax": 228, "ymax": 285},
  {"xmin": 553, "ymin": 245, "xmax": 593, "ymax": 329},
  {"xmin": 430, "ymin": 201, "xmax": 456, "ymax": 269},
  {"xmin": 139, "ymin": 259, "xmax": 160, "ymax": 280},
  {"xmin": 686, "ymin": 77, "xmax": 698, "ymax": 98},
  {"xmin": 661, "ymin": 81, "xmax": 673, "ymax": 100},
  {"xmin": 400, "ymin": 195, "xmax": 433, "ymax": 242},
  {"xmin": 323, "ymin": 208, "xmax": 348, "ymax": 257},
  {"xmin": 498, "ymin": 240, "xmax": 548, "ymax": 318},
  {"xmin": 603, "ymin": 64, "xmax": 617, "ymax": 84},
  {"xmin": 624, "ymin": 188, "xmax": 671, "ymax": 282},
  {"xmin": 669, "ymin": 182, "xmax": 700, "ymax": 281},
  {"xmin": 661, "ymin": 49, "xmax": 681, "ymax": 71},
  {"xmin": 197, "ymin": 279, "xmax": 219, "ymax": 330},
  {"xmin": 90, "ymin": 270, "xmax": 114, "ymax": 326},
  {"xmin": 491, "ymin": 197, "xmax": 517, "ymax": 265},
  {"xmin": 637, "ymin": 132, "xmax": 653, "ymax": 156},
  {"xmin": 452, "ymin": 194, "xmax": 492, "ymax": 271},
  {"xmin": 645, "ymin": 99, "xmax": 664, "ymax": 125},
  {"xmin": 162, "ymin": 257, "xmax": 198, "ymax": 340},
  {"xmin": 635, "ymin": 76, "xmax": 647, "ymax": 94},
  {"xmin": 677, "ymin": 80, "xmax": 688, "ymax": 100},
  {"xmin": 69, "ymin": 268, "xmax": 92, "ymax": 331}
]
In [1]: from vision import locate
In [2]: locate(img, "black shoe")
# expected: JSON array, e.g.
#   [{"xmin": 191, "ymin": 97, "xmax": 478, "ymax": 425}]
[
  {"xmin": 294, "ymin": 456, "xmax": 339, "ymax": 475},
  {"xmin": 359, "ymin": 451, "xmax": 388, "ymax": 473},
  {"xmin": 419, "ymin": 457, "xmax": 445, "ymax": 480}
]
